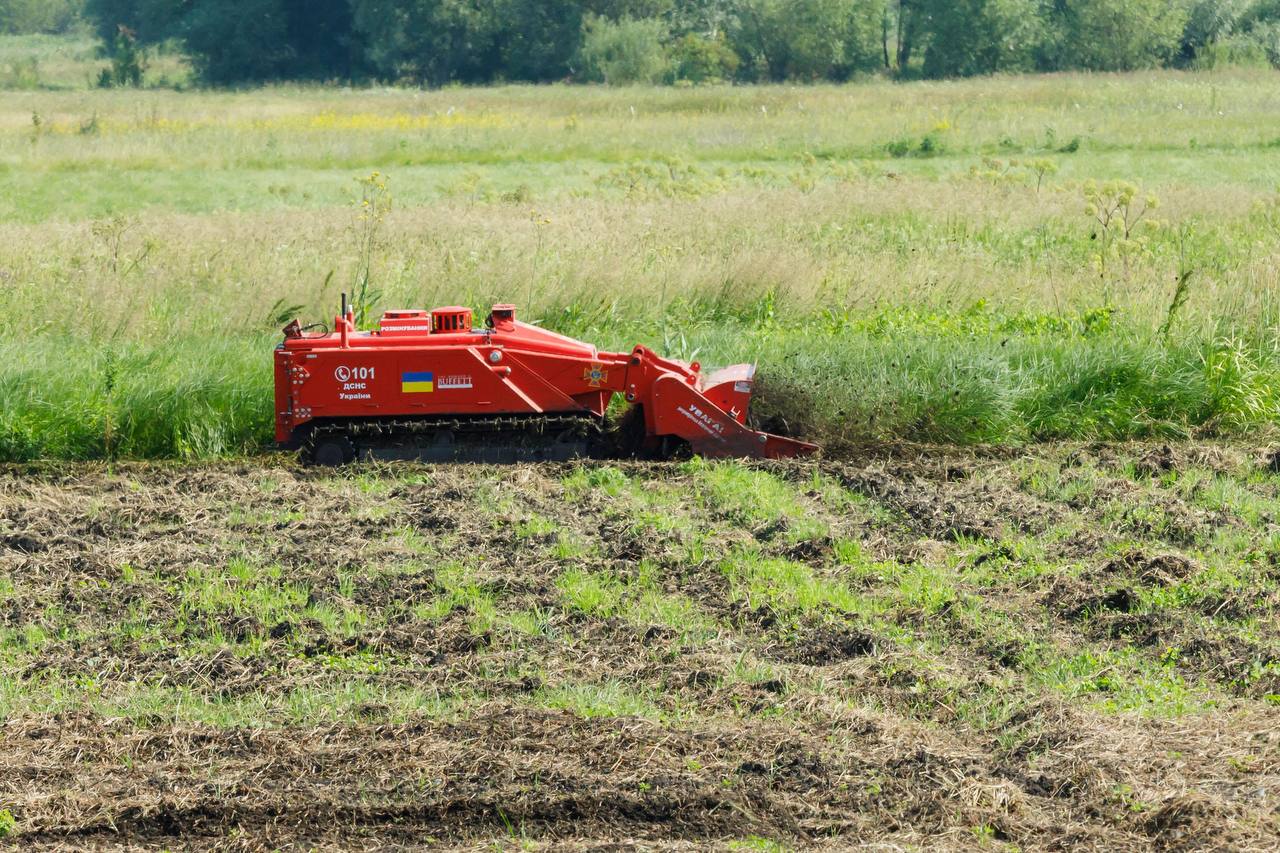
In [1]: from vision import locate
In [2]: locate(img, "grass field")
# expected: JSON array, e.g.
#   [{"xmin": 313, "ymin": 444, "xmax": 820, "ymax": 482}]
[
  {"xmin": 6, "ymin": 445, "xmax": 1280, "ymax": 847},
  {"xmin": 3, "ymin": 39, "xmax": 1280, "ymax": 457},
  {"xmin": 5, "ymin": 35, "xmax": 1280, "ymax": 849}
]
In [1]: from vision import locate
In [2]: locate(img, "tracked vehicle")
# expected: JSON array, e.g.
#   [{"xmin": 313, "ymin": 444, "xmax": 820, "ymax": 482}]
[{"xmin": 275, "ymin": 297, "xmax": 817, "ymax": 464}]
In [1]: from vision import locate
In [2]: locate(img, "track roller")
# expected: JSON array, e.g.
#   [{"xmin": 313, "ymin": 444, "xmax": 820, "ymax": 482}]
[{"xmin": 308, "ymin": 433, "xmax": 356, "ymax": 467}]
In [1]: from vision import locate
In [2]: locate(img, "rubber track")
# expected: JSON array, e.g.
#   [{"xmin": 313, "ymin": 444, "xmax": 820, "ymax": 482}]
[{"xmin": 302, "ymin": 413, "xmax": 608, "ymax": 463}]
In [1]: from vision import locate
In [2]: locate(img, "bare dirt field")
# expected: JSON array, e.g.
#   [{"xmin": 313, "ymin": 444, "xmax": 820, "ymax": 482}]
[{"xmin": 4, "ymin": 444, "xmax": 1280, "ymax": 850}]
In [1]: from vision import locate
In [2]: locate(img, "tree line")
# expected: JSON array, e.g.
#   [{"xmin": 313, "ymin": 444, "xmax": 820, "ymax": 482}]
[{"xmin": 11, "ymin": 0, "xmax": 1280, "ymax": 85}]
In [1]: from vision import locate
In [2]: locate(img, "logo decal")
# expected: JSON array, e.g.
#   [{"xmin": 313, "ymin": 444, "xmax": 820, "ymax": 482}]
[
  {"xmin": 336, "ymin": 365, "xmax": 374, "ymax": 400},
  {"xmin": 437, "ymin": 374, "xmax": 474, "ymax": 390},
  {"xmin": 584, "ymin": 364, "xmax": 608, "ymax": 387},
  {"xmin": 677, "ymin": 404, "xmax": 726, "ymax": 440},
  {"xmin": 335, "ymin": 365, "xmax": 374, "ymax": 382},
  {"xmin": 401, "ymin": 371, "xmax": 434, "ymax": 393}
]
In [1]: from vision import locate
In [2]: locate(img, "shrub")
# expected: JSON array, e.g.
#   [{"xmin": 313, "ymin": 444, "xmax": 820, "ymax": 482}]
[
  {"xmin": 97, "ymin": 24, "xmax": 145, "ymax": 88},
  {"xmin": 0, "ymin": 57, "xmax": 41, "ymax": 89}
]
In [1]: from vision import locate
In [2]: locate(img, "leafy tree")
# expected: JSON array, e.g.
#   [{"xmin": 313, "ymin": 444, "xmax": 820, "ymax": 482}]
[
  {"xmin": 1246, "ymin": 19, "xmax": 1280, "ymax": 64},
  {"xmin": 88, "ymin": 0, "xmax": 358, "ymax": 84},
  {"xmin": 278, "ymin": 0, "xmax": 361, "ymax": 79},
  {"xmin": 1210, "ymin": 0, "xmax": 1280, "ymax": 66},
  {"xmin": 920, "ymin": 0, "xmax": 1042, "ymax": 77},
  {"xmin": 578, "ymin": 14, "xmax": 670, "ymax": 82},
  {"xmin": 353, "ymin": 0, "xmax": 581, "ymax": 84},
  {"xmin": 732, "ymin": 0, "xmax": 881, "ymax": 80},
  {"xmin": 1242, "ymin": 0, "xmax": 1280, "ymax": 24},
  {"xmin": 1039, "ymin": 0, "xmax": 1192, "ymax": 71},
  {"xmin": 668, "ymin": 0, "xmax": 740, "ymax": 36},
  {"xmin": 891, "ymin": 0, "xmax": 928, "ymax": 70},
  {"xmin": 1180, "ymin": 0, "xmax": 1251, "ymax": 63},
  {"xmin": 77, "ymin": 0, "xmax": 1228, "ymax": 86},
  {"xmin": 352, "ymin": 0, "xmax": 501, "ymax": 85},
  {"xmin": 586, "ymin": 0, "xmax": 675, "ymax": 18},
  {"xmin": 181, "ymin": 0, "xmax": 292, "ymax": 83},
  {"xmin": 496, "ymin": 0, "xmax": 585, "ymax": 81}
]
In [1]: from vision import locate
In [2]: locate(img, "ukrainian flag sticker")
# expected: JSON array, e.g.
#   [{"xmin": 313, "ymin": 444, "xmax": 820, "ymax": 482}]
[{"xmin": 402, "ymin": 371, "xmax": 434, "ymax": 393}]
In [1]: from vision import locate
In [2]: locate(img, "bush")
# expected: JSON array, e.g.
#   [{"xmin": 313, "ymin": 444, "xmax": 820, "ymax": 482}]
[
  {"xmin": 1190, "ymin": 31, "xmax": 1276, "ymax": 68},
  {"xmin": 577, "ymin": 14, "xmax": 669, "ymax": 84},
  {"xmin": 0, "ymin": 57, "xmax": 41, "ymax": 88},
  {"xmin": 1246, "ymin": 20, "xmax": 1280, "ymax": 66}
]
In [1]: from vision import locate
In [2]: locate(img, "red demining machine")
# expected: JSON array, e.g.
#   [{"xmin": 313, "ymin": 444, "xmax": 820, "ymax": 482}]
[{"xmin": 275, "ymin": 296, "xmax": 818, "ymax": 465}]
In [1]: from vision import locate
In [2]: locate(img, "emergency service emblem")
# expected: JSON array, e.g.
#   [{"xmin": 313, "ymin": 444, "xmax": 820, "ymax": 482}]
[{"xmin": 584, "ymin": 363, "xmax": 608, "ymax": 387}]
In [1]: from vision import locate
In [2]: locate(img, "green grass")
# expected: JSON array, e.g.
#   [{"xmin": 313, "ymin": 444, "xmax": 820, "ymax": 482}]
[
  {"xmin": 415, "ymin": 561, "xmax": 497, "ymax": 632},
  {"xmin": 558, "ymin": 567, "xmax": 625, "ymax": 616},
  {"xmin": 557, "ymin": 562, "xmax": 714, "ymax": 635},
  {"xmin": 0, "ymin": 678, "xmax": 463, "ymax": 727},
  {"xmin": 688, "ymin": 460, "xmax": 828, "ymax": 542},
  {"xmin": 720, "ymin": 548, "xmax": 875, "ymax": 618},
  {"xmin": 1025, "ymin": 645, "xmax": 1212, "ymax": 716},
  {"xmin": 534, "ymin": 680, "xmax": 663, "ymax": 719},
  {"xmin": 4, "ymin": 59, "xmax": 1280, "ymax": 457},
  {"xmin": 0, "ymin": 336, "xmax": 271, "ymax": 460}
]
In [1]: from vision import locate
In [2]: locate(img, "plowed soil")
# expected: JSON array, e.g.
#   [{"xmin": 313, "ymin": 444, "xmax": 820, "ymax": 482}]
[{"xmin": 4, "ymin": 444, "xmax": 1280, "ymax": 850}]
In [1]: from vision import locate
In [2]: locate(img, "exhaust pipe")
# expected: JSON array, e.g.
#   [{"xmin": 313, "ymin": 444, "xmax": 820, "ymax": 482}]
[{"xmin": 339, "ymin": 292, "xmax": 350, "ymax": 348}]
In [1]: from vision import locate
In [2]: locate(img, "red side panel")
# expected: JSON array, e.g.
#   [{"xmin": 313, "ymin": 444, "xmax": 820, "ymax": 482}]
[
  {"xmin": 282, "ymin": 342, "xmax": 624, "ymax": 423},
  {"xmin": 648, "ymin": 374, "xmax": 818, "ymax": 459},
  {"xmin": 273, "ymin": 348, "xmax": 293, "ymax": 444}
]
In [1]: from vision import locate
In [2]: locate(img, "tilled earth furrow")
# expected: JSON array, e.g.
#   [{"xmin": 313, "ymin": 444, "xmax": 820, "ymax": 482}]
[{"xmin": 3, "ymin": 446, "xmax": 1280, "ymax": 848}]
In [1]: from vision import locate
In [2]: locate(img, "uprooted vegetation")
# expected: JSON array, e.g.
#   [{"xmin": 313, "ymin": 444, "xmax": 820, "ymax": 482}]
[{"xmin": 3, "ymin": 443, "xmax": 1280, "ymax": 848}]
